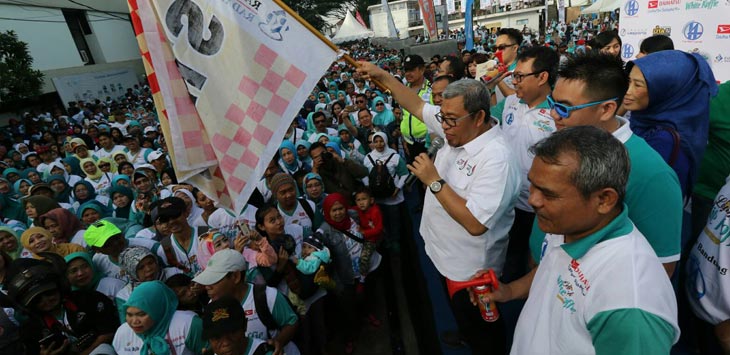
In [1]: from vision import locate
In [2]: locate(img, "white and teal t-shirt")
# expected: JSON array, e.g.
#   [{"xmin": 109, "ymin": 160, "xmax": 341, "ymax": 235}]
[
  {"xmin": 240, "ymin": 284, "xmax": 300, "ymax": 355},
  {"xmin": 686, "ymin": 175, "xmax": 730, "ymax": 325},
  {"xmin": 279, "ymin": 201, "xmax": 315, "ymax": 237},
  {"xmin": 513, "ymin": 207, "xmax": 679, "ymax": 355},
  {"xmin": 112, "ymin": 310, "xmax": 205, "ymax": 355}
]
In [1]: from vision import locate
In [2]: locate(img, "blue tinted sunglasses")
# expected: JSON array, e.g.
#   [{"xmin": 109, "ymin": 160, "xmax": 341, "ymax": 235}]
[{"xmin": 547, "ymin": 95, "xmax": 618, "ymax": 118}]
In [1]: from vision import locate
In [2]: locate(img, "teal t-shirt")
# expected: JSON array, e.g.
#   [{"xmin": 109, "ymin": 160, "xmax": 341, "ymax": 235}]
[{"xmin": 531, "ymin": 134, "xmax": 682, "ymax": 263}]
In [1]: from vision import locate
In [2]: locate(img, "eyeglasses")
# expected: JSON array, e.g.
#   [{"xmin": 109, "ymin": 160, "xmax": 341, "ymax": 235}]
[
  {"xmin": 547, "ymin": 95, "xmax": 619, "ymax": 119},
  {"xmin": 512, "ymin": 71, "xmax": 542, "ymax": 83},
  {"xmin": 435, "ymin": 111, "xmax": 475, "ymax": 127},
  {"xmin": 494, "ymin": 43, "xmax": 517, "ymax": 51},
  {"xmin": 375, "ymin": 102, "xmax": 385, "ymax": 106}
]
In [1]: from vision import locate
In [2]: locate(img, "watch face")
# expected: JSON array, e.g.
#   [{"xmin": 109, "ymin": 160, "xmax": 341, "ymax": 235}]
[{"xmin": 430, "ymin": 181, "xmax": 442, "ymax": 192}]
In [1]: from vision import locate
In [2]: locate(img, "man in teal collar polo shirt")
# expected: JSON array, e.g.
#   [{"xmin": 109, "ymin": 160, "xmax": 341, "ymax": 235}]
[{"xmin": 483, "ymin": 126, "xmax": 679, "ymax": 355}]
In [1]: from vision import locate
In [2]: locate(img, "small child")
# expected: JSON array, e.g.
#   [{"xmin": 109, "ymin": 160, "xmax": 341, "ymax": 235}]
[
  {"xmin": 352, "ymin": 187, "xmax": 384, "ymax": 280},
  {"xmin": 294, "ymin": 235, "xmax": 331, "ymax": 275}
]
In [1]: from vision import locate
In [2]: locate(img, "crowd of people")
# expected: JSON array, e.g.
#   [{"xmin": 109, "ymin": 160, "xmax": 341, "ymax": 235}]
[{"xmin": 0, "ymin": 22, "xmax": 729, "ymax": 355}]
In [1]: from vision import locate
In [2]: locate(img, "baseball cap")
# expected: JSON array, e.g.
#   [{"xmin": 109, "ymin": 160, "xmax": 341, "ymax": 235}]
[
  {"xmin": 122, "ymin": 134, "xmax": 137, "ymax": 141},
  {"xmin": 202, "ymin": 296, "xmax": 246, "ymax": 340},
  {"xmin": 144, "ymin": 126, "xmax": 157, "ymax": 134},
  {"xmin": 192, "ymin": 249, "xmax": 248, "ymax": 286},
  {"xmin": 146, "ymin": 150, "xmax": 165, "ymax": 163},
  {"xmin": 403, "ymin": 54, "xmax": 425, "ymax": 71},
  {"xmin": 84, "ymin": 220, "xmax": 123, "ymax": 248},
  {"xmin": 150, "ymin": 196, "xmax": 186, "ymax": 223}
]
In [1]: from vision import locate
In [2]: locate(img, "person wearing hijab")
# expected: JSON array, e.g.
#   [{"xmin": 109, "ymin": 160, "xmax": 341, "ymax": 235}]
[
  {"xmin": 624, "ymin": 50, "xmax": 719, "ymax": 198},
  {"xmin": 23, "ymin": 195, "xmax": 60, "ymax": 227},
  {"xmin": 47, "ymin": 174, "xmax": 74, "ymax": 205},
  {"xmin": 110, "ymin": 185, "xmax": 135, "ymax": 220},
  {"xmin": 2, "ymin": 168, "xmax": 21, "ymax": 184},
  {"xmin": 363, "ymin": 131, "xmax": 408, "ymax": 250},
  {"xmin": 77, "ymin": 200, "xmax": 110, "ymax": 226},
  {"xmin": 64, "ymin": 251, "xmax": 126, "ymax": 301},
  {"xmin": 115, "ymin": 246, "xmax": 182, "ymax": 321},
  {"xmin": 371, "ymin": 96, "xmax": 396, "ymax": 128},
  {"xmin": 337, "ymin": 125, "xmax": 366, "ymax": 163},
  {"xmin": 21, "ymin": 167, "xmax": 42, "ymax": 184},
  {"xmin": 97, "ymin": 156, "xmax": 118, "ymax": 174},
  {"xmin": 0, "ymin": 177, "xmax": 26, "ymax": 222},
  {"xmin": 337, "ymin": 90, "xmax": 353, "ymax": 105},
  {"xmin": 278, "ymin": 140, "xmax": 310, "ymax": 193},
  {"xmin": 174, "ymin": 188, "xmax": 206, "ymax": 228},
  {"xmin": 301, "ymin": 173, "xmax": 326, "ymax": 230},
  {"xmin": 0, "ymin": 225, "xmax": 24, "ymax": 259},
  {"xmin": 52, "ymin": 159, "xmax": 84, "ymax": 186},
  {"xmin": 20, "ymin": 227, "xmax": 84, "ymax": 259},
  {"xmin": 80, "ymin": 157, "xmax": 114, "ymax": 197},
  {"xmin": 12, "ymin": 178, "xmax": 31, "ymax": 199},
  {"xmin": 73, "ymin": 180, "xmax": 111, "ymax": 211},
  {"xmin": 112, "ymin": 280, "xmax": 206, "ymax": 355},
  {"xmin": 295, "ymin": 141, "xmax": 313, "ymax": 168},
  {"xmin": 118, "ymin": 161, "xmax": 135, "ymax": 180},
  {"xmin": 112, "ymin": 173, "xmax": 132, "ymax": 188},
  {"xmin": 38, "ymin": 207, "xmax": 86, "ymax": 245}
]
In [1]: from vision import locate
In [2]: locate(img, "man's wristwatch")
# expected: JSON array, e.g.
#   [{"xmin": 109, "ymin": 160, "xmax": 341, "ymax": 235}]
[{"xmin": 429, "ymin": 179, "xmax": 446, "ymax": 194}]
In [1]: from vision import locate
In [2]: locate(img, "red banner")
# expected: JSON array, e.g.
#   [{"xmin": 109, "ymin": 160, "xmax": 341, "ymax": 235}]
[{"xmin": 419, "ymin": 0, "xmax": 439, "ymax": 39}]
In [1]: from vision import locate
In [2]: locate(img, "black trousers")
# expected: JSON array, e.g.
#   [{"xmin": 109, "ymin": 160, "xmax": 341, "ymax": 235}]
[
  {"xmin": 502, "ymin": 208, "xmax": 536, "ymax": 283},
  {"xmin": 442, "ymin": 276, "xmax": 506, "ymax": 354}
]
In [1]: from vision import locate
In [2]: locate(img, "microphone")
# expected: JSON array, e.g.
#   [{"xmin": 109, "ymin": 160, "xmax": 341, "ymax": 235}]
[{"xmin": 405, "ymin": 136, "xmax": 445, "ymax": 188}]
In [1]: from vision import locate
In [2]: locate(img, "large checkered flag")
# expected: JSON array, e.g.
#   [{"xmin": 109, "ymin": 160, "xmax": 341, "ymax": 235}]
[{"xmin": 129, "ymin": 0, "xmax": 338, "ymax": 211}]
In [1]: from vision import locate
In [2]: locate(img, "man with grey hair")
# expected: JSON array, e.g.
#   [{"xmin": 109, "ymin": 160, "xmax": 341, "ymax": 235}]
[
  {"xmin": 358, "ymin": 62, "xmax": 521, "ymax": 352},
  {"xmin": 482, "ymin": 126, "xmax": 679, "ymax": 354}
]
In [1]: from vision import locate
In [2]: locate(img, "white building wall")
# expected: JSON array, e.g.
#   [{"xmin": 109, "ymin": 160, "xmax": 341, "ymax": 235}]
[
  {"xmin": 0, "ymin": 4, "xmax": 83, "ymax": 71},
  {"xmin": 86, "ymin": 11, "xmax": 140, "ymax": 63}
]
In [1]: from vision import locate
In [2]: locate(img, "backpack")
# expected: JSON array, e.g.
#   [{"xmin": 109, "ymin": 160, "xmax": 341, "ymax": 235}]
[{"xmin": 367, "ymin": 153, "xmax": 397, "ymax": 199}]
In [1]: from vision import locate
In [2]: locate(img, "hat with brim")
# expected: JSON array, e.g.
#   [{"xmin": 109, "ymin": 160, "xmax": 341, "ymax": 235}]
[
  {"xmin": 84, "ymin": 220, "xmax": 123, "ymax": 248},
  {"xmin": 202, "ymin": 296, "xmax": 246, "ymax": 340},
  {"xmin": 192, "ymin": 249, "xmax": 247, "ymax": 286},
  {"xmin": 20, "ymin": 282, "xmax": 57, "ymax": 308}
]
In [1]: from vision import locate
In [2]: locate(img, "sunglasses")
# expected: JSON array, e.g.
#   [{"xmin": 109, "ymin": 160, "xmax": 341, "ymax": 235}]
[
  {"xmin": 356, "ymin": 100, "xmax": 365, "ymax": 104},
  {"xmin": 547, "ymin": 95, "xmax": 618, "ymax": 119},
  {"xmin": 375, "ymin": 102, "xmax": 385, "ymax": 106},
  {"xmin": 494, "ymin": 43, "xmax": 517, "ymax": 51},
  {"xmin": 99, "ymin": 163, "xmax": 111, "ymax": 168}
]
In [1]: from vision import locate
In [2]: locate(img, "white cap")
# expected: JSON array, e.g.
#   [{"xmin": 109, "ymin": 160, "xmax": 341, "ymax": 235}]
[
  {"xmin": 192, "ymin": 249, "xmax": 248, "ymax": 285},
  {"xmin": 144, "ymin": 126, "xmax": 157, "ymax": 134},
  {"xmin": 146, "ymin": 150, "xmax": 165, "ymax": 163}
]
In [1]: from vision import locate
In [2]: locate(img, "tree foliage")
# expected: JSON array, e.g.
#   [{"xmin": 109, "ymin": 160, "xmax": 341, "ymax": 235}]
[
  {"xmin": 280, "ymin": 0, "xmax": 380, "ymax": 31},
  {"xmin": 0, "ymin": 30, "xmax": 44, "ymax": 104}
]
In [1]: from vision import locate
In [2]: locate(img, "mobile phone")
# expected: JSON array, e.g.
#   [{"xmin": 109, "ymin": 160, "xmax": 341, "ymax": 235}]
[
  {"xmin": 39, "ymin": 333, "xmax": 66, "ymax": 348},
  {"xmin": 345, "ymin": 105, "xmax": 356, "ymax": 111},
  {"xmin": 237, "ymin": 220, "xmax": 251, "ymax": 236}
]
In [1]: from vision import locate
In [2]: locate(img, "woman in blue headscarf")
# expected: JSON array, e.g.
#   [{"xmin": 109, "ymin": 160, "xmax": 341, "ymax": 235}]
[
  {"xmin": 278, "ymin": 140, "xmax": 310, "ymax": 193},
  {"xmin": 21, "ymin": 168, "xmax": 42, "ymax": 184},
  {"xmin": 12, "ymin": 178, "xmax": 32, "ymax": 199},
  {"xmin": 337, "ymin": 125, "xmax": 365, "ymax": 162},
  {"xmin": 48, "ymin": 174, "xmax": 74, "ymax": 205},
  {"xmin": 73, "ymin": 180, "xmax": 110, "ymax": 208},
  {"xmin": 112, "ymin": 280, "xmax": 206, "ymax": 355},
  {"xmin": 296, "ymin": 140, "xmax": 313, "ymax": 168},
  {"xmin": 337, "ymin": 90, "xmax": 353, "ymax": 105},
  {"xmin": 63, "ymin": 155, "xmax": 85, "ymax": 177},
  {"xmin": 64, "ymin": 251, "xmax": 125, "ymax": 300},
  {"xmin": 624, "ymin": 50, "xmax": 719, "ymax": 198},
  {"xmin": 110, "ymin": 185, "xmax": 135, "ymax": 219},
  {"xmin": 77, "ymin": 200, "xmax": 111, "ymax": 227},
  {"xmin": 2, "ymin": 168, "xmax": 21, "ymax": 184},
  {"xmin": 302, "ymin": 173, "xmax": 326, "ymax": 230},
  {"xmin": 371, "ymin": 96, "xmax": 395, "ymax": 128}
]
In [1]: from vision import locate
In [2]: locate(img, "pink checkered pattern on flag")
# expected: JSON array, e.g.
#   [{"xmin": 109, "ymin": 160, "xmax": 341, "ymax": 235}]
[{"xmin": 133, "ymin": 0, "xmax": 338, "ymax": 211}]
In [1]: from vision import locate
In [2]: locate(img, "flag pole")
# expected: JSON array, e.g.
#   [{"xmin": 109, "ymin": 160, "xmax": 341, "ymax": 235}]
[{"xmin": 271, "ymin": 0, "xmax": 391, "ymax": 93}]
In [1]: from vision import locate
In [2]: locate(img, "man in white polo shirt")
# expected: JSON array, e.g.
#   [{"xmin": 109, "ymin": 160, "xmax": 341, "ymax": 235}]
[
  {"xmin": 491, "ymin": 45, "xmax": 558, "ymax": 281},
  {"xmin": 358, "ymin": 63, "xmax": 521, "ymax": 353},
  {"xmin": 486, "ymin": 126, "xmax": 678, "ymax": 354}
]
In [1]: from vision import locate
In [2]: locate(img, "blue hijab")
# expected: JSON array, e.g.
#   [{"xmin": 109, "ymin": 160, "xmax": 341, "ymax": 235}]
[
  {"xmin": 123, "ymin": 281, "xmax": 179, "ymax": 355},
  {"xmin": 73, "ymin": 180, "xmax": 97, "ymax": 205},
  {"xmin": 48, "ymin": 174, "xmax": 73, "ymax": 204},
  {"xmin": 372, "ymin": 96, "xmax": 395, "ymax": 127},
  {"xmin": 112, "ymin": 174, "xmax": 131, "ymax": 187},
  {"xmin": 12, "ymin": 178, "xmax": 32, "ymax": 198},
  {"xmin": 295, "ymin": 141, "xmax": 312, "ymax": 167},
  {"xmin": 278, "ymin": 140, "xmax": 300, "ymax": 174},
  {"xmin": 63, "ymin": 156, "xmax": 84, "ymax": 177},
  {"xmin": 628, "ymin": 50, "xmax": 718, "ymax": 195}
]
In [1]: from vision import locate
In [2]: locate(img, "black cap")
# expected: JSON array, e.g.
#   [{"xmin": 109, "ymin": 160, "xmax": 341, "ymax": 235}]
[
  {"xmin": 123, "ymin": 134, "xmax": 137, "ymax": 141},
  {"xmin": 403, "ymin": 54, "xmax": 425, "ymax": 70},
  {"xmin": 202, "ymin": 296, "xmax": 245, "ymax": 340},
  {"xmin": 303, "ymin": 235, "xmax": 324, "ymax": 251}
]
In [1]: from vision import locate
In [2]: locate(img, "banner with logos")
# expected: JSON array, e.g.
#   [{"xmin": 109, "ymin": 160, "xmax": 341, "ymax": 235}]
[
  {"xmin": 619, "ymin": 0, "xmax": 730, "ymax": 82},
  {"xmin": 52, "ymin": 68, "xmax": 139, "ymax": 106}
]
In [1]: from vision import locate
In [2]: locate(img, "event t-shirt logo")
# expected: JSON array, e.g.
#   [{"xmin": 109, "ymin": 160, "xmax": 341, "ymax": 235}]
[
  {"xmin": 683, "ymin": 21, "xmax": 704, "ymax": 41},
  {"xmin": 624, "ymin": 0, "xmax": 640, "ymax": 15},
  {"xmin": 622, "ymin": 43, "xmax": 635, "ymax": 59},
  {"xmin": 648, "ymin": 0, "xmax": 658, "ymax": 8}
]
